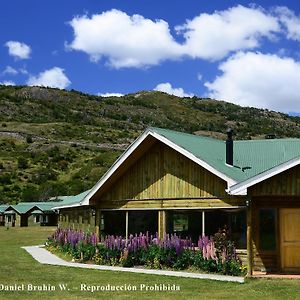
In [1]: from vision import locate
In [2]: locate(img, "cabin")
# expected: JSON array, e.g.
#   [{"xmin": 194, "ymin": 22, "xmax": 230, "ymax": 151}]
[
  {"xmin": 54, "ymin": 127, "xmax": 300, "ymax": 275},
  {"xmin": 0, "ymin": 205, "xmax": 8, "ymax": 226},
  {"xmin": 3, "ymin": 202, "xmax": 59, "ymax": 227}
]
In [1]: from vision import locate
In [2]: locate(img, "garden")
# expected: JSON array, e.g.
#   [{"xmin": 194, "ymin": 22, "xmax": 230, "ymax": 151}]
[{"xmin": 46, "ymin": 228, "xmax": 246, "ymax": 276}]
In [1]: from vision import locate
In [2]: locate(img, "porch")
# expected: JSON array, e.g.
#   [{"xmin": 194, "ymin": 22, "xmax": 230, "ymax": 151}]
[{"xmin": 95, "ymin": 208, "xmax": 247, "ymax": 249}]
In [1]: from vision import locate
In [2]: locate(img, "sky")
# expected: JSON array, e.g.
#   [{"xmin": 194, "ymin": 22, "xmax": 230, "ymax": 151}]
[{"xmin": 1, "ymin": 0, "xmax": 300, "ymax": 114}]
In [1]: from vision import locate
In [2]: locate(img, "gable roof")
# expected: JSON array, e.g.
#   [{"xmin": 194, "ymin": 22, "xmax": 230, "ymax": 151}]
[
  {"xmin": 69, "ymin": 127, "xmax": 300, "ymax": 206},
  {"xmin": 5, "ymin": 202, "xmax": 62, "ymax": 214},
  {"xmin": 0, "ymin": 205, "xmax": 9, "ymax": 214}
]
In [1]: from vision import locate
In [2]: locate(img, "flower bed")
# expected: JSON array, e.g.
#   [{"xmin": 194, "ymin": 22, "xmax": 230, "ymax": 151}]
[{"xmin": 46, "ymin": 228, "xmax": 246, "ymax": 276}]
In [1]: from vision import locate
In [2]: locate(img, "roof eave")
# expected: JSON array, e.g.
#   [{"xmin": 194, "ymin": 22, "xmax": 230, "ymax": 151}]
[
  {"xmin": 52, "ymin": 202, "xmax": 85, "ymax": 210},
  {"xmin": 228, "ymin": 156, "xmax": 300, "ymax": 195}
]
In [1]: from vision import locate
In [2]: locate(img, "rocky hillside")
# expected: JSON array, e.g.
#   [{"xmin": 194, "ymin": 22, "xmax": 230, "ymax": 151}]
[{"xmin": 0, "ymin": 85, "xmax": 299, "ymax": 204}]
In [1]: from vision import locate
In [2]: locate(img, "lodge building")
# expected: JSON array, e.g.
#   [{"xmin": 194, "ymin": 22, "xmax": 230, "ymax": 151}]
[{"xmin": 54, "ymin": 127, "xmax": 300, "ymax": 275}]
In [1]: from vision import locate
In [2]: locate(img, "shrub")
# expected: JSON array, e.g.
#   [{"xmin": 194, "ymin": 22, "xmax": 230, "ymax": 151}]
[
  {"xmin": 0, "ymin": 173, "xmax": 11, "ymax": 184},
  {"xmin": 26, "ymin": 135, "xmax": 33, "ymax": 143},
  {"xmin": 46, "ymin": 229, "xmax": 244, "ymax": 276},
  {"xmin": 17, "ymin": 157, "xmax": 28, "ymax": 169}
]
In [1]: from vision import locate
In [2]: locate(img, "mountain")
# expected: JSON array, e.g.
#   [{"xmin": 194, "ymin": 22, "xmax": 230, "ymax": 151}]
[{"xmin": 0, "ymin": 85, "xmax": 299, "ymax": 204}]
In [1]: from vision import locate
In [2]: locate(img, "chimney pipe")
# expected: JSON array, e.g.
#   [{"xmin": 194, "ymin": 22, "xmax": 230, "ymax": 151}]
[{"xmin": 226, "ymin": 128, "xmax": 233, "ymax": 166}]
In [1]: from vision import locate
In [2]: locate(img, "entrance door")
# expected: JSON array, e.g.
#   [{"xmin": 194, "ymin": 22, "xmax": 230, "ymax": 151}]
[{"xmin": 280, "ymin": 208, "xmax": 300, "ymax": 273}]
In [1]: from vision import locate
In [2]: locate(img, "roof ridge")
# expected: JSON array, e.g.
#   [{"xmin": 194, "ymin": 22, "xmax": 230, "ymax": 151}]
[{"xmin": 149, "ymin": 127, "xmax": 224, "ymax": 143}]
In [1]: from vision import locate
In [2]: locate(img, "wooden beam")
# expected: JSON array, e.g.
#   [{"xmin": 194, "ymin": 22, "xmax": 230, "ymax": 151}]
[
  {"xmin": 247, "ymin": 195, "xmax": 253, "ymax": 276},
  {"xmin": 95, "ymin": 208, "xmax": 101, "ymax": 238},
  {"xmin": 202, "ymin": 211, "xmax": 205, "ymax": 236},
  {"xmin": 125, "ymin": 211, "xmax": 129, "ymax": 243},
  {"xmin": 158, "ymin": 210, "xmax": 166, "ymax": 239},
  {"xmin": 98, "ymin": 198, "xmax": 246, "ymax": 210}
]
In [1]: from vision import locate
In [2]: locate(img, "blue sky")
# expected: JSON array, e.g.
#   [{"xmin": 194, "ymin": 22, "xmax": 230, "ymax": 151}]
[{"xmin": 1, "ymin": 1, "xmax": 300, "ymax": 113}]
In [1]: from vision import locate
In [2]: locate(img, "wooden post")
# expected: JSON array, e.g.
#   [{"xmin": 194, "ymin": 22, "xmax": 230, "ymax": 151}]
[
  {"xmin": 247, "ymin": 195, "xmax": 253, "ymax": 277},
  {"xmin": 158, "ymin": 210, "xmax": 166, "ymax": 239},
  {"xmin": 95, "ymin": 208, "xmax": 101, "ymax": 238},
  {"xmin": 125, "ymin": 211, "xmax": 129, "ymax": 243},
  {"xmin": 202, "ymin": 211, "xmax": 205, "ymax": 236}
]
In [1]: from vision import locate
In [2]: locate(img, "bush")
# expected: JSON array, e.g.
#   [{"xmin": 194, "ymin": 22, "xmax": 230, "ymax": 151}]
[
  {"xmin": 22, "ymin": 185, "xmax": 40, "ymax": 202},
  {"xmin": 26, "ymin": 135, "xmax": 33, "ymax": 143},
  {"xmin": 31, "ymin": 167, "xmax": 58, "ymax": 184},
  {"xmin": 46, "ymin": 229, "xmax": 244, "ymax": 276},
  {"xmin": 17, "ymin": 157, "xmax": 28, "ymax": 169},
  {"xmin": 0, "ymin": 173, "xmax": 11, "ymax": 184},
  {"xmin": 173, "ymin": 249, "xmax": 194, "ymax": 270}
]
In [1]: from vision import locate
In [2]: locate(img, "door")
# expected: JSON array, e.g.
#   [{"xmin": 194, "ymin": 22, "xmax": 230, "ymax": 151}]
[{"xmin": 280, "ymin": 208, "xmax": 300, "ymax": 273}]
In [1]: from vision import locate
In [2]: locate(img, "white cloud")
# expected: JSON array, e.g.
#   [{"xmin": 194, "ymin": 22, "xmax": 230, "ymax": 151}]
[
  {"xmin": 98, "ymin": 92, "xmax": 123, "ymax": 97},
  {"xmin": 19, "ymin": 68, "xmax": 28, "ymax": 75},
  {"xmin": 0, "ymin": 80, "xmax": 15, "ymax": 86},
  {"xmin": 154, "ymin": 82, "xmax": 193, "ymax": 98},
  {"xmin": 67, "ymin": 6, "xmax": 283, "ymax": 68},
  {"xmin": 2, "ymin": 66, "xmax": 18, "ymax": 75},
  {"xmin": 27, "ymin": 67, "xmax": 71, "ymax": 89},
  {"xmin": 67, "ymin": 9, "xmax": 183, "ymax": 68},
  {"xmin": 205, "ymin": 52, "xmax": 300, "ymax": 112},
  {"xmin": 275, "ymin": 6, "xmax": 300, "ymax": 41},
  {"xmin": 197, "ymin": 73, "xmax": 203, "ymax": 81},
  {"xmin": 176, "ymin": 5, "xmax": 280, "ymax": 61},
  {"xmin": 5, "ymin": 41, "xmax": 31, "ymax": 59}
]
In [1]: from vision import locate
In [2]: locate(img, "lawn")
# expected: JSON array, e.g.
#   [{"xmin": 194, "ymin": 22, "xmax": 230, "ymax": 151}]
[{"xmin": 0, "ymin": 227, "xmax": 300, "ymax": 300}]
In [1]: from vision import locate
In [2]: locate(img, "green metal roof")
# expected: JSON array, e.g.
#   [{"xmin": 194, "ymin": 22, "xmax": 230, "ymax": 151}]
[
  {"xmin": 0, "ymin": 205, "xmax": 9, "ymax": 214},
  {"xmin": 150, "ymin": 127, "xmax": 300, "ymax": 183},
  {"xmin": 5, "ymin": 202, "xmax": 62, "ymax": 214},
  {"xmin": 51, "ymin": 190, "xmax": 91, "ymax": 208},
  {"xmin": 2, "ymin": 190, "xmax": 91, "ymax": 213}
]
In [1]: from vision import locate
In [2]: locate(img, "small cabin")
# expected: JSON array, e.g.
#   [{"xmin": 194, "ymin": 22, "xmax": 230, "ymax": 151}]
[{"xmin": 3, "ymin": 202, "xmax": 59, "ymax": 227}]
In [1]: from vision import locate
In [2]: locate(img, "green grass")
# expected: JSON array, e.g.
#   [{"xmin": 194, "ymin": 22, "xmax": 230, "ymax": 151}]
[{"xmin": 1, "ymin": 227, "xmax": 300, "ymax": 299}]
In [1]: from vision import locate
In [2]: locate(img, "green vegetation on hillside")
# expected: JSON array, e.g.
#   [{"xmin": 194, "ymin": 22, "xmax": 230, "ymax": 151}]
[{"xmin": 0, "ymin": 85, "xmax": 300, "ymax": 204}]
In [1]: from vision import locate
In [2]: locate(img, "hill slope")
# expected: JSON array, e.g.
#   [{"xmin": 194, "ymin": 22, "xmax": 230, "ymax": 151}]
[{"xmin": 0, "ymin": 85, "xmax": 299, "ymax": 204}]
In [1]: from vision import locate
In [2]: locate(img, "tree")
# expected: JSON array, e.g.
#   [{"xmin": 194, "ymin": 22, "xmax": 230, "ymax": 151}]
[
  {"xmin": 17, "ymin": 157, "xmax": 28, "ymax": 169},
  {"xmin": 26, "ymin": 135, "xmax": 33, "ymax": 143},
  {"xmin": 22, "ymin": 185, "xmax": 40, "ymax": 202}
]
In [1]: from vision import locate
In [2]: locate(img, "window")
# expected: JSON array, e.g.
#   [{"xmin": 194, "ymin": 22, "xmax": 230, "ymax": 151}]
[
  {"xmin": 167, "ymin": 209, "xmax": 246, "ymax": 248},
  {"xmin": 128, "ymin": 211, "xmax": 158, "ymax": 235},
  {"xmin": 173, "ymin": 213, "xmax": 188, "ymax": 232},
  {"xmin": 35, "ymin": 215, "xmax": 40, "ymax": 223},
  {"xmin": 167, "ymin": 211, "xmax": 202, "ymax": 242},
  {"xmin": 205, "ymin": 210, "xmax": 246, "ymax": 249},
  {"xmin": 102, "ymin": 211, "xmax": 126, "ymax": 236},
  {"xmin": 259, "ymin": 208, "xmax": 276, "ymax": 251}
]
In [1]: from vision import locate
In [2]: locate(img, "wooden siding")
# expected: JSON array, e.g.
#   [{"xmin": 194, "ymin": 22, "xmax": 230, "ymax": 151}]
[
  {"xmin": 250, "ymin": 196, "xmax": 300, "ymax": 272},
  {"xmin": 248, "ymin": 165, "xmax": 300, "ymax": 272},
  {"xmin": 94, "ymin": 142, "xmax": 244, "ymax": 209},
  {"xmin": 59, "ymin": 207, "xmax": 95, "ymax": 231},
  {"xmin": 250, "ymin": 164, "xmax": 300, "ymax": 196}
]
